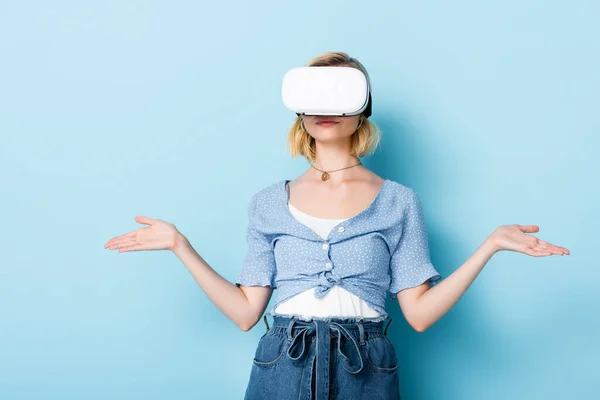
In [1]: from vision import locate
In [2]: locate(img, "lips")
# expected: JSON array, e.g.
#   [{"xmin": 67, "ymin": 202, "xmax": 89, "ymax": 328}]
[{"xmin": 316, "ymin": 120, "xmax": 339, "ymax": 124}]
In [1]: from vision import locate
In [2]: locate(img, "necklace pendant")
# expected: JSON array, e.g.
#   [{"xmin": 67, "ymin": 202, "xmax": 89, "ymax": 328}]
[{"xmin": 321, "ymin": 171, "xmax": 330, "ymax": 181}]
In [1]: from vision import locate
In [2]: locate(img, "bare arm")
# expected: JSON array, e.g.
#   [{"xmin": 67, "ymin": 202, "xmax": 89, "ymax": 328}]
[
  {"xmin": 397, "ymin": 225, "xmax": 570, "ymax": 332},
  {"xmin": 104, "ymin": 216, "xmax": 272, "ymax": 332},
  {"xmin": 172, "ymin": 233, "xmax": 272, "ymax": 331},
  {"xmin": 397, "ymin": 239, "xmax": 496, "ymax": 332}
]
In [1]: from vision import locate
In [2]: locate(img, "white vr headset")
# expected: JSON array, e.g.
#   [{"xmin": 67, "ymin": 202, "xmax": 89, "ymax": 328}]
[{"xmin": 281, "ymin": 66, "xmax": 372, "ymax": 118}]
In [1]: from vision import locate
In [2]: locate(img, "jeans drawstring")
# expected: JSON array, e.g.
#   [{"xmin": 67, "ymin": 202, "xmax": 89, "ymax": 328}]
[{"xmin": 285, "ymin": 318, "xmax": 365, "ymax": 375}]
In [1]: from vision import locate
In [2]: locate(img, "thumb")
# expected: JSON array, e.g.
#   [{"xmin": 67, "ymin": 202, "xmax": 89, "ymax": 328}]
[
  {"xmin": 518, "ymin": 224, "xmax": 539, "ymax": 233},
  {"xmin": 135, "ymin": 216, "xmax": 154, "ymax": 225}
]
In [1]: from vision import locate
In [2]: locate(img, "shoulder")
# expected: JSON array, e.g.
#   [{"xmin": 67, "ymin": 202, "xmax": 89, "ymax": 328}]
[
  {"xmin": 379, "ymin": 180, "xmax": 426, "ymax": 224},
  {"xmin": 247, "ymin": 179, "xmax": 285, "ymax": 212},
  {"xmin": 376, "ymin": 180, "xmax": 427, "ymax": 235},
  {"xmin": 384, "ymin": 179, "xmax": 420, "ymax": 204}
]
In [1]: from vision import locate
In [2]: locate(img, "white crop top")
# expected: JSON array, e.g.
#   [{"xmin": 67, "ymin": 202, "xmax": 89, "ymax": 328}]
[{"xmin": 271, "ymin": 201, "xmax": 382, "ymax": 319}]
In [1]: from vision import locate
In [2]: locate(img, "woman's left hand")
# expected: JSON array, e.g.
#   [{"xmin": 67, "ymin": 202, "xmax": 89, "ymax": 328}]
[{"xmin": 487, "ymin": 224, "xmax": 570, "ymax": 256}]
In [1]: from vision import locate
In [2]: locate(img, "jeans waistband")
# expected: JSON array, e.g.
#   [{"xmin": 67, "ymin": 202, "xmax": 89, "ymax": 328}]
[{"xmin": 268, "ymin": 314, "xmax": 391, "ymax": 334}]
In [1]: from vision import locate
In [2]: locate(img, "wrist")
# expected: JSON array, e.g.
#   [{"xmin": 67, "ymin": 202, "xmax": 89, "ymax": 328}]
[
  {"xmin": 171, "ymin": 231, "xmax": 190, "ymax": 253},
  {"xmin": 481, "ymin": 236, "xmax": 500, "ymax": 255}
]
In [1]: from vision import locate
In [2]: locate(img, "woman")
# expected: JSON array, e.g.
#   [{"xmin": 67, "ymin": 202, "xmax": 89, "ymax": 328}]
[{"xmin": 104, "ymin": 52, "xmax": 570, "ymax": 400}]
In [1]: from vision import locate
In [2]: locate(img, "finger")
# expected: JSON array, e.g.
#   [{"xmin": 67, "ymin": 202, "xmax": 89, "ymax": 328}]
[
  {"xmin": 104, "ymin": 231, "xmax": 137, "ymax": 247},
  {"xmin": 518, "ymin": 225, "xmax": 540, "ymax": 233},
  {"xmin": 539, "ymin": 245, "xmax": 568, "ymax": 255},
  {"xmin": 537, "ymin": 240, "xmax": 570, "ymax": 255},
  {"xmin": 118, "ymin": 243, "xmax": 146, "ymax": 252},
  {"xmin": 108, "ymin": 238, "xmax": 136, "ymax": 247},
  {"xmin": 135, "ymin": 216, "xmax": 155, "ymax": 225},
  {"xmin": 530, "ymin": 241, "xmax": 563, "ymax": 254},
  {"xmin": 535, "ymin": 240, "xmax": 569, "ymax": 254},
  {"xmin": 105, "ymin": 236, "xmax": 136, "ymax": 248},
  {"xmin": 526, "ymin": 243, "xmax": 567, "ymax": 256},
  {"xmin": 523, "ymin": 247, "xmax": 553, "ymax": 257},
  {"xmin": 538, "ymin": 246, "xmax": 566, "ymax": 255},
  {"xmin": 107, "ymin": 239, "xmax": 138, "ymax": 250}
]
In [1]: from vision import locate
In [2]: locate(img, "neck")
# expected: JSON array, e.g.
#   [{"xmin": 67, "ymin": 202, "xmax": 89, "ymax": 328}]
[
  {"xmin": 309, "ymin": 142, "xmax": 362, "ymax": 183},
  {"xmin": 312, "ymin": 142, "xmax": 359, "ymax": 171}
]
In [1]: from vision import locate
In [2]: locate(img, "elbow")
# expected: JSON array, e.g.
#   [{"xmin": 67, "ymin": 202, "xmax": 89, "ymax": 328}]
[
  {"xmin": 237, "ymin": 316, "xmax": 260, "ymax": 332},
  {"xmin": 410, "ymin": 320, "xmax": 429, "ymax": 333},
  {"xmin": 405, "ymin": 308, "xmax": 430, "ymax": 333},
  {"xmin": 237, "ymin": 320, "xmax": 254, "ymax": 332}
]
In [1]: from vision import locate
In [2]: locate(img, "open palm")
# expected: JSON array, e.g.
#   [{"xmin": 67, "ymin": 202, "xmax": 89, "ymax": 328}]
[
  {"xmin": 104, "ymin": 216, "xmax": 179, "ymax": 252},
  {"xmin": 488, "ymin": 224, "xmax": 570, "ymax": 257}
]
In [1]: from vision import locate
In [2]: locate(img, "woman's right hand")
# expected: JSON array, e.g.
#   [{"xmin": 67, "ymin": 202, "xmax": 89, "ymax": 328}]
[{"xmin": 104, "ymin": 216, "xmax": 182, "ymax": 252}]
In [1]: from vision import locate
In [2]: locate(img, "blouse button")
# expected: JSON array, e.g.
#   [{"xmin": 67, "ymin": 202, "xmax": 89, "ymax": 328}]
[
  {"xmin": 325, "ymin": 262, "xmax": 332, "ymax": 269},
  {"xmin": 337, "ymin": 226, "xmax": 345, "ymax": 233},
  {"xmin": 322, "ymin": 242, "xmax": 329, "ymax": 250}
]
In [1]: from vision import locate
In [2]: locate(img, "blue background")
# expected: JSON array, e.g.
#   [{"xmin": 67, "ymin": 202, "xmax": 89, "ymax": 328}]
[{"xmin": 1, "ymin": 1, "xmax": 598, "ymax": 399}]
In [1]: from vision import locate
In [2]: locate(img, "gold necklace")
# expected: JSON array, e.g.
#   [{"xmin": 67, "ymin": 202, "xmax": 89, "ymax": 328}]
[{"xmin": 310, "ymin": 160, "xmax": 363, "ymax": 181}]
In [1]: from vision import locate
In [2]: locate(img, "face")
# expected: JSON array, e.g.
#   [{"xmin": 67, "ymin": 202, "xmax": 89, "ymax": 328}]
[{"xmin": 301, "ymin": 114, "xmax": 363, "ymax": 142}]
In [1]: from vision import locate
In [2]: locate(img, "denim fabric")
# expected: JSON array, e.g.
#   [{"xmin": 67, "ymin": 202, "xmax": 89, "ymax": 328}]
[
  {"xmin": 242, "ymin": 315, "xmax": 401, "ymax": 400},
  {"xmin": 235, "ymin": 179, "xmax": 442, "ymax": 317}
]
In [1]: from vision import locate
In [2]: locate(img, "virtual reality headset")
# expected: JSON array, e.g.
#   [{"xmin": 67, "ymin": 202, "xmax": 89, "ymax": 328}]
[{"xmin": 281, "ymin": 66, "xmax": 372, "ymax": 118}]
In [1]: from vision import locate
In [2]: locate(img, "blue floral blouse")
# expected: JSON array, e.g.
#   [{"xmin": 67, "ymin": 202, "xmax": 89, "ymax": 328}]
[{"xmin": 235, "ymin": 178, "xmax": 442, "ymax": 317}]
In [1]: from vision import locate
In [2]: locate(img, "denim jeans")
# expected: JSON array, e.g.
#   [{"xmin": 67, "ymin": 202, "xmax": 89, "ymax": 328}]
[{"xmin": 242, "ymin": 314, "xmax": 401, "ymax": 400}]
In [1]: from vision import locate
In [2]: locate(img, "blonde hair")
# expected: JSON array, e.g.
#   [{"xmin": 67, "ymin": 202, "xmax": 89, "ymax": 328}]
[{"xmin": 286, "ymin": 51, "xmax": 382, "ymax": 163}]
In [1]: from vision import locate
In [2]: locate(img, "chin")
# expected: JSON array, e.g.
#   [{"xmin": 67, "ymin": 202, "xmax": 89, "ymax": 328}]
[{"xmin": 314, "ymin": 133, "xmax": 351, "ymax": 142}]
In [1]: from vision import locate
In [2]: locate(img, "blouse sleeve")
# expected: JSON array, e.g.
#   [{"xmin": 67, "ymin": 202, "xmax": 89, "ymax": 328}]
[
  {"xmin": 388, "ymin": 189, "xmax": 441, "ymax": 299},
  {"xmin": 235, "ymin": 194, "xmax": 277, "ymax": 288}
]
